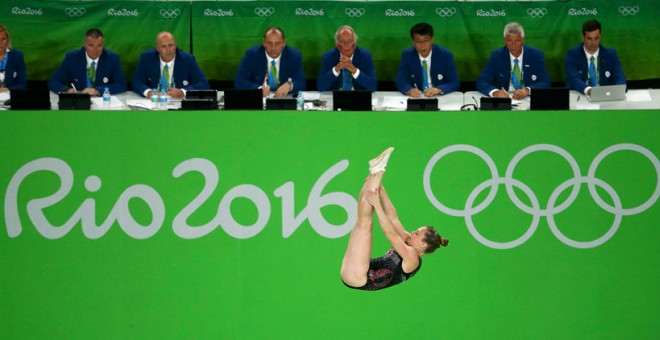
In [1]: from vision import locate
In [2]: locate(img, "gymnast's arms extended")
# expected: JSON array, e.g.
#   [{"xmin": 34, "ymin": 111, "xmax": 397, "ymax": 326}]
[
  {"xmin": 367, "ymin": 190, "xmax": 420, "ymax": 273},
  {"xmin": 377, "ymin": 185, "xmax": 412, "ymax": 242}
]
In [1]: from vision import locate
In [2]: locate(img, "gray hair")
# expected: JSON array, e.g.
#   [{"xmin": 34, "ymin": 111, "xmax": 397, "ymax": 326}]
[
  {"xmin": 503, "ymin": 22, "xmax": 525, "ymax": 39},
  {"xmin": 334, "ymin": 25, "xmax": 358, "ymax": 44}
]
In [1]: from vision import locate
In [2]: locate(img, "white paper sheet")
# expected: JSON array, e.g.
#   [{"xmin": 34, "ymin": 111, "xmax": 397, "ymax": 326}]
[
  {"xmin": 91, "ymin": 96, "xmax": 125, "ymax": 109},
  {"xmin": 625, "ymin": 90, "xmax": 652, "ymax": 102},
  {"xmin": 126, "ymin": 99, "xmax": 155, "ymax": 110},
  {"xmin": 301, "ymin": 92, "xmax": 320, "ymax": 100},
  {"xmin": 380, "ymin": 96, "xmax": 407, "ymax": 110}
]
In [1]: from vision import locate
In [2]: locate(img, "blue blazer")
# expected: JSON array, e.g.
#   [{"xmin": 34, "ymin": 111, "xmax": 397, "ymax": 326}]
[
  {"xmin": 564, "ymin": 43, "xmax": 626, "ymax": 93},
  {"xmin": 395, "ymin": 45, "xmax": 460, "ymax": 95},
  {"xmin": 48, "ymin": 48, "xmax": 127, "ymax": 94},
  {"xmin": 1, "ymin": 49, "xmax": 27, "ymax": 90},
  {"xmin": 234, "ymin": 45, "xmax": 306, "ymax": 92},
  {"xmin": 317, "ymin": 46, "xmax": 376, "ymax": 92},
  {"xmin": 132, "ymin": 48, "xmax": 210, "ymax": 96},
  {"xmin": 477, "ymin": 45, "xmax": 550, "ymax": 96}
]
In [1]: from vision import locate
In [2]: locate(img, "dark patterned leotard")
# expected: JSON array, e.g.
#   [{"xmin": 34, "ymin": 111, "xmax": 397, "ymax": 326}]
[{"xmin": 343, "ymin": 248, "xmax": 422, "ymax": 291}]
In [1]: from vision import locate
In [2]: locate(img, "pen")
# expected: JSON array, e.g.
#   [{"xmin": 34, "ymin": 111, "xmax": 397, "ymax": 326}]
[{"xmin": 71, "ymin": 83, "xmax": 78, "ymax": 92}]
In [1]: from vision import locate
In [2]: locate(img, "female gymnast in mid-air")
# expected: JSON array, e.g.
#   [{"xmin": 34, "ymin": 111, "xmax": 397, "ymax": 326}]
[{"xmin": 340, "ymin": 147, "xmax": 449, "ymax": 291}]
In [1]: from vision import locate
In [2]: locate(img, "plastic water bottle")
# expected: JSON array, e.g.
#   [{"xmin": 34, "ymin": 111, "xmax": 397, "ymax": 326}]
[
  {"xmin": 159, "ymin": 88, "xmax": 168, "ymax": 108},
  {"xmin": 102, "ymin": 87, "xmax": 111, "ymax": 108},
  {"xmin": 150, "ymin": 88, "xmax": 159, "ymax": 109},
  {"xmin": 296, "ymin": 91, "xmax": 304, "ymax": 111}
]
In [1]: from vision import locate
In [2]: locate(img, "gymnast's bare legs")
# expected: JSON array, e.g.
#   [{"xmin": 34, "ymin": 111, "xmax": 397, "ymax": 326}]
[{"xmin": 340, "ymin": 148, "xmax": 392, "ymax": 288}]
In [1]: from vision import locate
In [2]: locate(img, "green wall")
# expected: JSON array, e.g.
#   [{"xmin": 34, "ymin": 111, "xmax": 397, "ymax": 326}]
[
  {"xmin": 2, "ymin": 0, "xmax": 659, "ymax": 85},
  {"xmin": 1, "ymin": 109, "xmax": 659, "ymax": 338}
]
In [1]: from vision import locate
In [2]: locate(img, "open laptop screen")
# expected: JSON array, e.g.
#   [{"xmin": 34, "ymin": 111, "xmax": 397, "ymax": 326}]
[
  {"xmin": 588, "ymin": 84, "xmax": 626, "ymax": 102},
  {"xmin": 531, "ymin": 88, "xmax": 569, "ymax": 110},
  {"xmin": 10, "ymin": 89, "xmax": 51, "ymax": 110},
  {"xmin": 223, "ymin": 88, "xmax": 263, "ymax": 110},
  {"xmin": 58, "ymin": 92, "xmax": 91, "ymax": 110},
  {"xmin": 480, "ymin": 97, "xmax": 511, "ymax": 111},
  {"xmin": 407, "ymin": 98, "xmax": 439, "ymax": 111},
  {"xmin": 266, "ymin": 98, "xmax": 296, "ymax": 110},
  {"xmin": 333, "ymin": 90, "xmax": 372, "ymax": 111}
]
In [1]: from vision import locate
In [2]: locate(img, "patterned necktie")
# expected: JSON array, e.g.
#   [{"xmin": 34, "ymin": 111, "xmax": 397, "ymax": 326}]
[
  {"xmin": 588, "ymin": 56, "xmax": 598, "ymax": 87},
  {"xmin": 422, "ymin": 59, "xmax": 429, "ymax": 90},
  {"xmin": 162, "ymin": 64, "xmax": 170, "ymax": 90},
  {"xmin": 87, "ymin": 61, "xmax": 96, "ymax": 88},
  {"xmin": 342, "ymin": 69, "xmax": 352, "ymax": 91},
  {"xmin": 512, "ymin": 58, "xmax": 522, "ymax": 90},
  {"xmin": 269, "ymin": 60, "xmax": 277, "ymax": 88}
]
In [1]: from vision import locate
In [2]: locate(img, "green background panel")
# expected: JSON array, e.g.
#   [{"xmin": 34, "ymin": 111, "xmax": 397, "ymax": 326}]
[
  {"xmin": 1, "ymin": 109, "xmax": 658, "ymax": 338},
  {"xmin": 1, "ymin": 0, "xmax": 658, "ymax": 84}
]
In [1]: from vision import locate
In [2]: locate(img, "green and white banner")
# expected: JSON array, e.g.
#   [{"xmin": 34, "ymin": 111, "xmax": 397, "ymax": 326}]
[
  {"xmin": 2, "ymin": 0, "xmax": 659, "ymax": 83},
  {"xmin": 1, "ymin": 1, "xmax": 190, "ymax": 81},
  {"xmin": 1, "ymin": 109, "xmax": 658, "ymax": 338}
]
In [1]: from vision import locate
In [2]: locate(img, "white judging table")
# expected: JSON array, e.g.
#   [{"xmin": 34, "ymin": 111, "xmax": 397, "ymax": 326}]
[
  {"xmin": 1, "ymin": 89, "xmax": 660, "ymax": 111},
  {"xmin": 314, "ymin": 91, "xmax": 465, "ymax": 111},
  {"xmin": 465, "ymin": 89, "xmax": 660, "ymax": 111}
]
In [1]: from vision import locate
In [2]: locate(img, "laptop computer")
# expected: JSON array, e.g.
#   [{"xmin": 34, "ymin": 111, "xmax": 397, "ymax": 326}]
[
  {"xmin": 588, "ymin": 84, "xmax": 626, "ymax": 102},
  {"xmin": 58, "ymin": 92, "xmax": 91, "ymax": 110},
  {"xmin": 186, "ymin": 90, "xmax": 218, "ymax": 101},
  {"xmin": 266, "ymin": 98, "xmax": 297, "ymax": 110},
  {"xmin": 222, "ymin": 88, "xmax": 263, "ymax": 110},
  {"xmin": 480, "ymin": 97, "xmax": 511, "ymax": 111},
  {"xmin": 333, "ymin": 90, "xmax": 372, "ymax": 111},
  {"xmin": 407, "ymin": 98, "xmax": 439, "ymax": 111},
  {"xmin": 530, "ymin": 87, "xmax": 569, "ymax": 110},
  {"xmin": 182, "ymin": 90, "xmax": 218, "ymax": 110},
  {"xmin": 10, "ymin": 89, "xmax": 51, "ymax": 110}
]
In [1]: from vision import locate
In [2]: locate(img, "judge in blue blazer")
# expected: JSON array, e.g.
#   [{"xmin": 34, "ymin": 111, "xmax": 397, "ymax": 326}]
[
  {"xmin": 0, "ymin": 24, "xmax": 27, "ymax": 92},
  {"xmin": 477, "ymin": 22, "xmax": 550, "ymax": 100},
  {"xmin": 395, "ymin": 22, "xmax": 460, "ymax": 97},
  {"xmin": 48, "ymin": 28, "xmax": 127, "ymax": 96},
  {"xmin": 565, "ymin": 20, "xmax": 626, "ymax": 95},
  {"xmin": 317, "ymin": 26, "xmax": 376, "ymax": 92},
  {"xmin": 234, "ymin": 27, "xmax": 306, "ymax": 98},
  {"xmin": 132, "ymin": 31, "xmax": 209, "ymax": 99}
]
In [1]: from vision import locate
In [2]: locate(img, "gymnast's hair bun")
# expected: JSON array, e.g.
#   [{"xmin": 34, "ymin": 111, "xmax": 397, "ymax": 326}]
[{"xmin": 440, "ymin": 237, "xmax": 449, "ymax": 247}]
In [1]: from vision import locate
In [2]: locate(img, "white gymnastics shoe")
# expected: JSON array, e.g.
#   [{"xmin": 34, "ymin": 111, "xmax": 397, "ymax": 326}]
[{"xmin": 369, "ymin": 147, "xmax": 394, "ymax": 174}]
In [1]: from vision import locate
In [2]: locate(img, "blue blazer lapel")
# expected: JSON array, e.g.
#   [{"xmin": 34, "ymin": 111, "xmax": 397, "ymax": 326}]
[
  {"xmin": 352, "ymin": 47, "xmax": 361, "ymax": 68},
  {"xmin": 96, "ymin": 52, "xmax": 107, "ymax": 83},
  {"xmin": 172, "ymin": 50, "xmax": 184, "ymax": 87},
  {"xmin": 413, "ymin": 51, "xmax": 424, "ymax": 88},
  {"xmin": 151, "ymin": 55, "xmax": 160, "ymax": 87},
  {"xmin": 259, "ymin": 47, "xmax": 269, "ymax": 83},
  {"xmin": 76, "ymin": 49, "xmax": 88, "ymax": 86},
  {"xmin": 501, "ymin": 48, "xmax": 511, "ymax": 86}
]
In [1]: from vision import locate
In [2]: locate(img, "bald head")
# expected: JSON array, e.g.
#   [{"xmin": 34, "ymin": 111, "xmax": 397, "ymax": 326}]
[
  {"xmin": 263, "ymin": 27, "xmax": 286, "ymax": 58},
  {"xmin": 156, "ymin": 31, "xmax": 177, "ymax": 62}
]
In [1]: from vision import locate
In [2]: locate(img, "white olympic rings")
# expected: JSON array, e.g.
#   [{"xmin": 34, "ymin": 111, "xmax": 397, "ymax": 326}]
[
  {"xmin": 254, "ymin": 7, "xmax": 275, "ymax": 17},
  {"xmin": 423, "ymin": 144, "xmax": 660, "ymax": 249},
  {"xmin": 160, "ymin": 9, "xmax": 181, "ymax": 19},
  {"xmin": 65, "ymin": 8, "xmax": 86, "ymax": 17},
  {"xmin": 527, "ymin": 8, "xmax": 548, "ymax": 18},
  {"xmin": 435, "ymin": 8, "xmax": 456, "ymax": 17},
  {"xmin": 345, "ymin": 8, "xmax": 365, "ymax": 18},
  {"xmin": 618, "ymin": 6, "xmax": 639, "ymax": 16}
]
